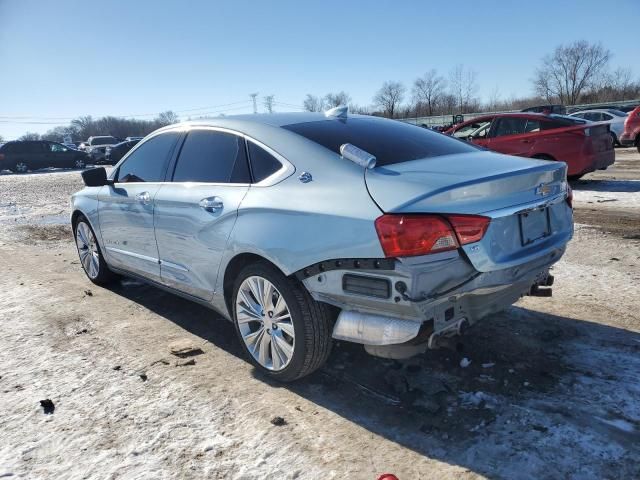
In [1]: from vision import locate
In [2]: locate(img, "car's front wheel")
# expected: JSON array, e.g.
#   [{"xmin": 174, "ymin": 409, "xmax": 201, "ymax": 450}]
[
  {"xmin": 74, "ymin": 216, "xmax": 116, "ymax": 285},
  {"xmin": 232, "ymin": 262, "xmax": 333, "ymax": 382},
  {"xmin": 74, "ymin": 157, "xmax": 86, "ymax": 169}
]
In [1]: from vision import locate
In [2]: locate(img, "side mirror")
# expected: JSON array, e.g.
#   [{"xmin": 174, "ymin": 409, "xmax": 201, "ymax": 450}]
[{"xmin": 81, "ymin": 167, "xmax": 111, "ymax": 187}]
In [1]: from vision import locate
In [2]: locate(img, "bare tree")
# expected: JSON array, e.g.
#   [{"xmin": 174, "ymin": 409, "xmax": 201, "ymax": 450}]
[
  {"xmin": 323, "ymin": 91, "xmax": 351, "ymax": 108},
  {"xmin": 0, "ymin": 134, "xmax": 4, "ymax": 143},
  {"xmin": 412, "ymin": 69, "xmax": 445, "ymax": 116},
  {"xmin": 533, "ymin": 40, "xmax": 611, "ymax": 105},
  {"xmin": 263, "ymin": 95, "xmax": 275, "ymax": 113},
  {"xmin": 19, "ymin": 132, "xmax": 42, "ymax": 141},
  {"xmin": 303, "ymin": 94, "xmax": 325, "ymax": 112},
  {"xmin": 449, "ymin": 64, "xmax": 478, "ymax": 114},
  {"xmin": 373, "ymin": 81, "xmax": 406, "ymax": 118},
  {"xmin": 156, "ymin": 110, "xmax": 179, "ymax": 126}
]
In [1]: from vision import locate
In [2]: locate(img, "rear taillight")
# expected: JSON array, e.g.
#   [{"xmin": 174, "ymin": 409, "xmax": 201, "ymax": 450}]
[
  {"xmin": 374, "ymin": 214, "xmax": 490, "ymax": 258},
  {"xmin": 446, "ymin": 214, "xmax": 491, "ymax": 245},
  {"xmin": 566, "ymin": 184, "xmax": 573, "ymax": 208},
  {"xmin": 0, "ymin": 153, "xmax": 4, "ymax": 161}
]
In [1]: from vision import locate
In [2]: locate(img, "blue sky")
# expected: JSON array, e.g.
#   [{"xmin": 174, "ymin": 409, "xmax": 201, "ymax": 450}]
[{"xmin": 1, "ymin": 0, "xmax": 638, "ymax": 139}]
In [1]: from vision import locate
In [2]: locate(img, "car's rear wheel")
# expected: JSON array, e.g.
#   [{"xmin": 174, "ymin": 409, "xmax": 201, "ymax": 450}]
[
  {"xmin": 232, "ymin": 262, "xmax": 333, "ymax": 382},
  {"xmin": 14, "ymin": 161, "xmax": 29, "ymax": 173},
  {"xmin": 74, "ymin": 216, "xmax": 116, "ymax": 285},
  {"xmin": 610, "ymin": 132, "xmax": 618, "ymax": 148}
]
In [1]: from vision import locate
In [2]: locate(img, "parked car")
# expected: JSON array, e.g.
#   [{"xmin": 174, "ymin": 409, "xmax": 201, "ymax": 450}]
[
  {"xmin": 445, "ymin": 112, "xmax": 614, "ymax": 179},
  {"xmin": 86, "ymin": 136, "xmax": 119, "ymax": 163},
  {"xmin": 78, "ymin": 142, "xmax": 89, "ymax": 151},
  {"xmin": 620, "ymin": 105, "xmax": 640, "ymax": 152},
  {"xmin": 522, "ymin": 105, "xmax": 567, "ymax": 115},
  {"xmin": 0, "ymin": 140, "xmax": 89, "ymax": 173},
  {"xmin": 569, "ymin": 109, "xmax": 627, "ymax": 146},
  {"xmin": 105, "ymin": 139, "xmax": 140, "ymax": 164},
  {"xmin": 71, "ymin": 112, "xmax": 573, "ymax": 381}
]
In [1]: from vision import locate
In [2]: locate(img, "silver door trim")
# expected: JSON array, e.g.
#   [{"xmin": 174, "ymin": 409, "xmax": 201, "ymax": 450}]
[
  {"xmin": 159, "ymin": 259, "xmax": 189, "ymax": 272},
  {"xmin": 106, "ymin": 246, "xmax": 159, "ymax": 264}
]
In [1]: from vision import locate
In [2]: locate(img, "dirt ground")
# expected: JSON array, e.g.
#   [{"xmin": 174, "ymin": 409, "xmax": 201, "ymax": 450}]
[{"xmin": 1, "ymin": 150, "xmax": 639, "ymax": 479}]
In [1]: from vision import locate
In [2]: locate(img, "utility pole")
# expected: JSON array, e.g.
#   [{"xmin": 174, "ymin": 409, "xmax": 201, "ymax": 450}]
[
  {"xmin": 263, "ymin": 95, "xmax": 275, "ymax": 114},
  {"xmin": 249, "ymin": 93, "xmax": 258, "ymax": 114}
]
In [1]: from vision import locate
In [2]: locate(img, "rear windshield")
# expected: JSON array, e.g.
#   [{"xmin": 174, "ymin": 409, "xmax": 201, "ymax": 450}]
[
  {"xmin": 282, "ymin": 117, "xmax": 478, "ymax": 167},
  {"xmin": 91, "ymin": 137, "xmax": 118, "ymax": 145}
]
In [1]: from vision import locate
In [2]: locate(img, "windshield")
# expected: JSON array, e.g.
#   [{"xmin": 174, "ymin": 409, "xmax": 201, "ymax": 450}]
[{"xmin": 282, "ymin": 117, "xmax": 479, "ymax": 167}]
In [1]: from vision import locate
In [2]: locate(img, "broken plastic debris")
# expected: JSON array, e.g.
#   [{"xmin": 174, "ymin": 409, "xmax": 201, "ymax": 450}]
[
  {"xmin": 459, "ymin": 357, "xmax": 471, "ymax": 368},
  {"xmin": 482, "ymin": 362, "xmax": 495, "ymax": 368}
]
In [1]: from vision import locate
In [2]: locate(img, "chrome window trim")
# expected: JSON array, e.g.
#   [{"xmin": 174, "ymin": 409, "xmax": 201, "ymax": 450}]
[
  {"xmin": 109, "ymin": 124, "xmax": 295, "ymax": 187},
  {"xmin": 180, "ymin": 125, "xmax": 295, "ymax": 187}
]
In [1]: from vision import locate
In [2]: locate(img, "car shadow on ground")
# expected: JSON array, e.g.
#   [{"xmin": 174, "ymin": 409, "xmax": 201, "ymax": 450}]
[{"xmin": 106, "ymin": 279, "xmax": 640, "ymax": 478}]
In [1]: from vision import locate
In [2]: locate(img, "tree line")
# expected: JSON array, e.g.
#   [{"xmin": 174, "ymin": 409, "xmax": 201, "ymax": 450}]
[
  {"xmin": 304, "ymin": 40, "xmax": 640, "ymax": 119},
  {"xmin": 16, "ymin": 111, "xmax": 180, "ymax": 143},
  {"xmin": 5, "ymin": 40, "xmax": 638, "ymax": 143}
]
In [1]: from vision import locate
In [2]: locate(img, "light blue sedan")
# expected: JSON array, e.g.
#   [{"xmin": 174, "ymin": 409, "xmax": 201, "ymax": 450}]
[{"xmin": 71, "ymin": 108, "xmax": 573, "ymax": 381}]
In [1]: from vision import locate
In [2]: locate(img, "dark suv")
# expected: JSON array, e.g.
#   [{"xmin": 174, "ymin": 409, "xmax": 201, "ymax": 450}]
[{"xmin": 0, "ymin": 141, "xmax": 90, "ymax": 173}]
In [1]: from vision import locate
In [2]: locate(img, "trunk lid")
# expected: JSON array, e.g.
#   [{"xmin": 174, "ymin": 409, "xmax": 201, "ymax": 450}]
[
  {"xmin": 365, "ymin": 151, "xmax": 567, "ymax": 215},
  {"xmin": 365, "ymin": 151, "xmax": 573, "ymax": 272}
]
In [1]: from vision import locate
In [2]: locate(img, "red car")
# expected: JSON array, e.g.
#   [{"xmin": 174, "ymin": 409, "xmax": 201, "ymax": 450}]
[
  {"xmin": 445, "ymin": 113, "xmax": 614, "ymax": 179},
  {"xmin": 620, "ymin": 105, "xmax": 640, "ymax": 152}
]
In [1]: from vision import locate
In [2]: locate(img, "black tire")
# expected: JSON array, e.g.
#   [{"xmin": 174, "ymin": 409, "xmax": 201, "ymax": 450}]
[
  {"xmin": 610, "ymin": 132, "xmax": 618, "ymax": 148},
  {"xmin": 73, "ymin": 215, "xmax": 117, "ymax": 285},
  {"xmin": 13, "ymin": 160, "xmax": 29, "ymax": 174},
  {"xmin": 231, "ymin": 261, "xmax": 333, "ymax": 382},
  {"xmin": 73, "ymin": 156, "xmax": 86, "ymax": 169},
  {"xmin": 568, "ymin": 174, "xmax": 584, "ymax": 181}
]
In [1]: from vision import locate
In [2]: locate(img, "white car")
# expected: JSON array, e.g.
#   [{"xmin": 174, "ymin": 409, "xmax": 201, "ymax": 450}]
[{"xmin": 569, "ymin": 109, "xmax": 627, "ymax": 146}]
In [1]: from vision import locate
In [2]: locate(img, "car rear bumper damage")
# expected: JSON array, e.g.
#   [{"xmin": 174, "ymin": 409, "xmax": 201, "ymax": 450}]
[{"xmin": 299, "ymin": 245, "xmax": 563, "ymax": 357}]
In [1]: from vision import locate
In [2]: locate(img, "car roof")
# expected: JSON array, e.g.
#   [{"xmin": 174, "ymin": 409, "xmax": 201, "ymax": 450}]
[{"xmin": 177, "ymin": 112, "xmax": 339, "ymax": 128}]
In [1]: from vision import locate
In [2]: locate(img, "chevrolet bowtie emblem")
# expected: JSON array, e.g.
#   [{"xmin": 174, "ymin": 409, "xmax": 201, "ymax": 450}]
[{"xmin": 536, "ymin": 184, "xmax": 552, "ymax": 196}]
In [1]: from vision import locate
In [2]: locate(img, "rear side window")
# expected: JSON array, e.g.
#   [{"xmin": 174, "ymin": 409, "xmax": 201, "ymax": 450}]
[
  {"xmin": 494, "ymin": 118, "xmax": 528, "ymax": 137},
  {"xmin": 282, "ymin": 117, "xmax": 477, "ymax": 167},
  {"xmin": 116, "ymin": 132, "xmax": 180, "ymax": 183},
  {"xmin": 247, "ymin": 142, "xmax": 282, "ymax": 182},
  {"xmin": 172, "ymin": 130, "xmax": 250, "ymax": 183}
]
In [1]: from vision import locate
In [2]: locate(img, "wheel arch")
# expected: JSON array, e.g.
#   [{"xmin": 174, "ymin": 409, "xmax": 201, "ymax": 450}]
[{"xmin": 222, "ymin": 252, "xmax": 288, "ymax": 317}]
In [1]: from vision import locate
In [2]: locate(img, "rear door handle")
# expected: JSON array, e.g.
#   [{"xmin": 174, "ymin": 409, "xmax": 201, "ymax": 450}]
[
  {"xmin": 199, "ymin": 196, "xmax": 223, "ymax": 213},
  {"xmin": 136, "ymin": 191, "xmax": 151, "ymax": 204}
]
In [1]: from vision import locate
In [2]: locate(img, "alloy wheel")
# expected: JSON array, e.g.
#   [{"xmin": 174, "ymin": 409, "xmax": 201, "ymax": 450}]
[
  {"xmin": 235, "ymin": 275, "xmax": 295, "ymax": 371},
  {"xmin": 75, "ymin": 158, "xmax": 86, "ymax": 169},
  {"xmin": 15, "ymin": 162, "xmax": 28, "ymax": 173},
  {"xmin": 75, "ymin": 222, "xmax": 100, "ymax": 279}
]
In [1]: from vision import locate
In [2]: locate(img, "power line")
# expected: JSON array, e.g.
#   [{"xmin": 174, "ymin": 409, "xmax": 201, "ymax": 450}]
[{"xmin": 0, "ymin": 100, "xmax": 252, "ymax": 121}]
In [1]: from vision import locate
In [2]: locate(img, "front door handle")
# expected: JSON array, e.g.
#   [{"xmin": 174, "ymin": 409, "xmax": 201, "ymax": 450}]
[
  {"xmin": 136, "ymin": 191, "xmax": 151, "ymax": 204},
  {"xmin": 199, "ymin": 196, "xmax": 223, "ymax": 213}
]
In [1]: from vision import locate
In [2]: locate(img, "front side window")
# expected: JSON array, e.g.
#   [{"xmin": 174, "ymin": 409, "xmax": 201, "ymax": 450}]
[
  {"xmin": 49, "ymin": 143, "xmax": 68, "ymax": 152},
  {"xmin": 494, "ymin": 117, "xmax": 528, "ymax": 137},
  {"xmin": 116, "ymin": 132, "xmax": 180, "ymax": 183},
  {"xmin": 247, "ymin": 142, "xmax": 282, "ymax": 182},
  {"xmin": 172, "ymin": 130, "xmax": 250, "ymax": 183}
]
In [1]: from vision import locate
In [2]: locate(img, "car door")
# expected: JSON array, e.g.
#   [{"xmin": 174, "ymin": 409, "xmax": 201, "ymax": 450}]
[
  {"xmin": 26, "ymin": 142, "xmax": 48, "ymax": 170},
  {"xmin": 97, "ymin": 131, "xmax": 181, "ymax": 282},
  {"xmin": 46, "ymin": 142, "xmax": 72, "ymax": 168},
  {"xmin": 153, "ymin": 128, "xmax": 252, "ymax": 300},
  {"xmin": 486, "ymin": 116, "xmax": 531, "ymax": 156}
]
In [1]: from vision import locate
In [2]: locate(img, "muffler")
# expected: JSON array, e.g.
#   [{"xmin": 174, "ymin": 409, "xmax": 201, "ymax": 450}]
[{"xmin": 332, "ymin": 310, "xmax": 421, "ymax": 346}]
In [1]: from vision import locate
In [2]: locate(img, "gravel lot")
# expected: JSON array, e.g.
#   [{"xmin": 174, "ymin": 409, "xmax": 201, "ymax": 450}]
[{"xmin": 1, "ymin": 150, "xmax": 639, "ymax": 479}]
